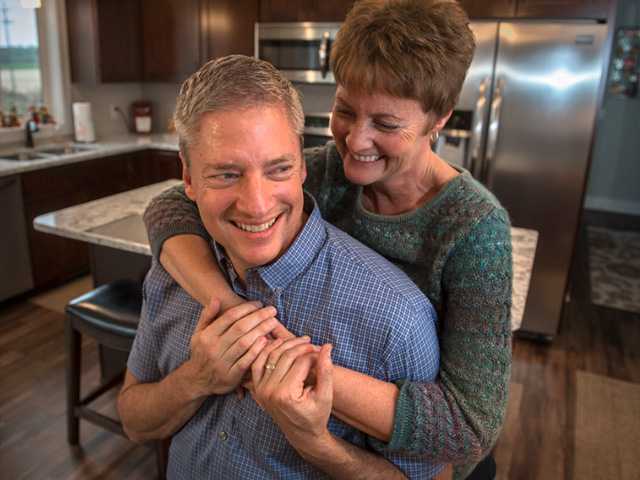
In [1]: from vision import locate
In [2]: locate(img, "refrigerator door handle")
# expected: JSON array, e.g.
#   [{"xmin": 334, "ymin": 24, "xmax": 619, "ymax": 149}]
[
  {"xmin": 318, "ymin": 32, "xmax": 331, "ymax": 78},
  {"xmin": 485, "ymin": 77, "xmax": 504, "ymax": 180},
  {"xmin": 469, "ymin": 76, "xmax": 490, "ymax": 177}
]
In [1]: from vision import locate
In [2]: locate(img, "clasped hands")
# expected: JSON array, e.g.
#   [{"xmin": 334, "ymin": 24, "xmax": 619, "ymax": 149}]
[{"xmin": 186, "ymin": 298, "xmax": 334, "ymax": 450}]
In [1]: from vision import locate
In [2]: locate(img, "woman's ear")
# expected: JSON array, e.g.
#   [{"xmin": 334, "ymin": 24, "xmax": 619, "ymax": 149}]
[{"xmin": 434, "ymin": 110, "xmax": 453, "ymax": 131}]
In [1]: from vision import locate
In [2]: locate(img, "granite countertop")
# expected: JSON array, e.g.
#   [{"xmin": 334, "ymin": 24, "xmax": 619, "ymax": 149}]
[
  {"xmin": 0, "ymin": 134, "xmax": 179, "ymax": 178},
  {"xmin": 33, "ymin": 180, "xmax": 538, "ymax": 331},
  {"xmin": 33, "ymin": 179, "xmax": 181, "ymax": 255}
]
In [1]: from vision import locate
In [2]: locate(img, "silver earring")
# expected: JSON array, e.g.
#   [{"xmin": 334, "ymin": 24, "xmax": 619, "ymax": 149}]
[{"xmin": 430, "ymin": 131, "xmax": 439, "ymax": 143}]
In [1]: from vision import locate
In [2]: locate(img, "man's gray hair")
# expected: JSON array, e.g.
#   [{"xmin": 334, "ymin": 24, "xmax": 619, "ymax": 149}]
[{"xmin": 174, "ymin": 55, "xmax": 304, "ymax": 165}]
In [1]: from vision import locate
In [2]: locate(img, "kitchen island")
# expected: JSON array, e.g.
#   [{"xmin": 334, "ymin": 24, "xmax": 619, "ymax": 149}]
[{"xmin": 34, "ymin": 180, "xmax": 538, "ymax": 330}]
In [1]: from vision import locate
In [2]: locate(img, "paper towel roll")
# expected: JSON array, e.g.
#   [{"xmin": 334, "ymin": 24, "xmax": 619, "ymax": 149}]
[{"xmin": 72, "ymin": 102, "xmax": 96, "ymax": 143}]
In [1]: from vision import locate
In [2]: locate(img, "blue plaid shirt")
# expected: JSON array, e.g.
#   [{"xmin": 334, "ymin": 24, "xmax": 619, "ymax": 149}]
[{"xmin": 128, "ymin": 194, "xmax": 441, "ymax": 479}]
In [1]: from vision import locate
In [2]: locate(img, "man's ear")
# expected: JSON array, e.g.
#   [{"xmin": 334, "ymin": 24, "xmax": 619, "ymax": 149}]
[
  {"xmin": 180, "ymin": 152, "xmax": 196, "ymax": 201},
  {"xmin": 300, "ymin": 154, "xmax": 307, "ymax": 185}
]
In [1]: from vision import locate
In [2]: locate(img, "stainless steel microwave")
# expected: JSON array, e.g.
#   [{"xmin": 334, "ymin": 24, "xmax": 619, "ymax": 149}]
[{"xmin": 255, "ymin": 22, "xmax": 341, "ymax": 84}]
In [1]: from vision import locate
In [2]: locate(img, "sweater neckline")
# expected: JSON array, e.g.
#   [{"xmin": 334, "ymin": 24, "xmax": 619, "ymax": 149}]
[{"xmin": 355, "ymin": 165, "xmax": 470, "ymax": 223}]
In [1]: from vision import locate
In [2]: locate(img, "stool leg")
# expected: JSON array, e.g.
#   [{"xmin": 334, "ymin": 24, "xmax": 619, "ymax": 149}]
[
  {"xmin": 155, "ymin": 439, "xmax": 169, "ymax": 480},
  {"xmin": 65, "ymin": 318, "xmax": 81, "ymax": 445}
]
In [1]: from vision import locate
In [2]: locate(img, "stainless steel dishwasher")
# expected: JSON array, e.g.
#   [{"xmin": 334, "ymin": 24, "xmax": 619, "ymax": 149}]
[{"xmin": 0, "ymin": 175, "xmax": 34, "ymax": 301}]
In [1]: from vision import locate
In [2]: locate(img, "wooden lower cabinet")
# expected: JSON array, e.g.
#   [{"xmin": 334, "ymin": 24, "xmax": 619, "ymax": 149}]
[
  {"xmin": 21, "ymin": 150, "xmax": 182, "ymax": 290},
  {"xmin": 148, "ymin": 150, "xmax": 183, "ymax": 182}
]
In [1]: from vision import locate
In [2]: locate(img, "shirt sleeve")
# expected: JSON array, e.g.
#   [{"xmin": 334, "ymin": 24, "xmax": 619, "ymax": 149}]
[
  {"xmin": 371, "ymin": 208, "xmax": 513, "ymax": 474},
  {"xmin": 127, "ymin": 270, "xmax": 163, "ymax": 383},
  {"xmin": 143, "ymin": 183, "xmax": 211, "ymax": 259}
]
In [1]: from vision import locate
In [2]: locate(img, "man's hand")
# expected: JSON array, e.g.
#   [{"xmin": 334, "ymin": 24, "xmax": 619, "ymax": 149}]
[
  {"xmin": 186, "ymin": 299, "xmax": 289, "ymax": 397},
  {"xmin": 251, "ymin": 338, "xmax": 334, "ymax": 450},
  {"xmin": 220, "ymin": 292, "xmax": 294, "ymax": 341}
]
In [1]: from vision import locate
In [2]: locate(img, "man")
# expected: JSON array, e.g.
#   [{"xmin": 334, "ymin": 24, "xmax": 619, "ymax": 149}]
[{"xmin": 117, "ymin": 55, "xmax": 441, "ymax": 479}]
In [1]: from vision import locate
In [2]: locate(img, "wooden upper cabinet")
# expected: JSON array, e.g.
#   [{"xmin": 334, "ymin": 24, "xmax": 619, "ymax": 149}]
[
  {"xmin": 66, "ymin": 0, "xmax": 142, "ymax": 83},
  {"xmin": 260, "ymin": 0, "xmax": 305, "ymax": 22},
  {"xmin": 204, "ymin": 0, "xmax": 258, "ymax": 59},
  {"xmin": 308, "ymin": 1, "xmax": 354, "ymax": 21},
  {"xmin": 260, "ymin": 0, "xmax": 353, "ymax": 22},
  {"xmin": 459, "ymin": 0, "xmax": 517, "ymax": 18},
  {"xmin": 141, "ymin": 0, "xmax": 204, "ymax": 82},
  {"xmin": 515, "ymin": 0, "xmax": 611, "ymax": 20}
]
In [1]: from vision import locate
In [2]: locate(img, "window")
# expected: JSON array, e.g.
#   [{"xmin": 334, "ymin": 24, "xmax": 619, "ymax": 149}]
[
  {"xmin": 0, "ymin": 0, "xmax": 71, "ymax": 143},
  {"xmin": 0, "ymin": 0, "xmax": 43, "ymax": 125}
]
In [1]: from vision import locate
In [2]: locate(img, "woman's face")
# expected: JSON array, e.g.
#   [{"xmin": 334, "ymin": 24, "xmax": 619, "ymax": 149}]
[{"xmin": 330, "ymin": 86, "xmax": 434, "ymax": 187}]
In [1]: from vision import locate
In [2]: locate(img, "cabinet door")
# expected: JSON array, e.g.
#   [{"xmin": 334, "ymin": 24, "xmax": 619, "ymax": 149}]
[
  {"xmin": 459, "ymin": 0, "xmax": 517, "ymax": 18},
  {"xmin": 307, "ymin": 0, "xmax": 354, "ymax": 21},
  {"xmin": 516, "ymin": 0, "xmax": 610, "ymax": 20},
  {"xmin": 150, "ymin": 150, "xmax": 183, "ymax": 182},
  {"xmin": 21, "ymin": 154, "xmax": 142, "ymax": 289},
  {"xmin": 96, "ymin": 0, "xmax": 143, "ymax": 81},
  {"xmin": 260, "ymin": 0, "xmax": 353, "ymax": 21},
  {"xmin": 260, "ymin": 0, "xmax": 308, "ymax": 22},
  {"xmin": 205, "ymin": 0, "xmax": 258, "ymax": 59},
  {"xmin": 66, "ymin": 0, "xmax": 142, "ymax": 83},
  {"xmin": 142, "ymin": 0, "xmax": 204, "ymax": 82}
]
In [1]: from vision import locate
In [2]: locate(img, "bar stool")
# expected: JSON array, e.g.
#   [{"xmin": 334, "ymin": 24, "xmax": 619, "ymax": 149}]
[{"xmin": 65, "ymin": 279, "xmax": 167, "ymax": 479}]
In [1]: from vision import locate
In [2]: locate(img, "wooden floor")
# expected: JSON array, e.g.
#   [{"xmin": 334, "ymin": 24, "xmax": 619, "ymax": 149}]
[
  {"xmin": 493, "ymin": 210, "xmax": 640, "ymax": 479},
  {"xmin": 0, "ymin": 303, "xmax": 156, "ymax": 479},
  {"xmin": 0, "ymin": 210, "xmax": 638, "ymax": 479}
]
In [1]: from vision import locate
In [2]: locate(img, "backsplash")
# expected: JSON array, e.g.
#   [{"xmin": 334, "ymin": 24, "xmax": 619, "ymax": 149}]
[{"xmin": 71, "ymin": 83, "xmax": 142, "ymax": 138}]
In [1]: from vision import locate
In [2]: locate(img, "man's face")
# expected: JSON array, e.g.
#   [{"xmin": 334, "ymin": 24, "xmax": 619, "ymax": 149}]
[{"xmin": 183, "ymin": 105, "xmax": 306, "ymax": 279}]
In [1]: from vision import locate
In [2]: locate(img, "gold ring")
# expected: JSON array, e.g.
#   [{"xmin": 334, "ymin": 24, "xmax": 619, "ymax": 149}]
[{"xmin": 265, "ymin": 363, "xmax": 276, "ymax": 371}]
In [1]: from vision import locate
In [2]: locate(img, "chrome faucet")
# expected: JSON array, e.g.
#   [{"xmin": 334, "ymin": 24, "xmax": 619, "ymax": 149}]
[{"xmin": 25, "ymin": 118, "xmax": 39, "ymax": 148}]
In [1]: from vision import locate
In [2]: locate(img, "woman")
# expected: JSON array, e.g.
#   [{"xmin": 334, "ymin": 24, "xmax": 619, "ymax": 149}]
[{"xmin": 144, "ymin": 1, "xmax": 512, "ymax": 478}]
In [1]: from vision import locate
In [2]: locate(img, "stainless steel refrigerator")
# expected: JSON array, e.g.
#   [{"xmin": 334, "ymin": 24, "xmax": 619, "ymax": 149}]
[{"xmin": 437, "ymin": 21, "xmax": 607, "ymax": 340}]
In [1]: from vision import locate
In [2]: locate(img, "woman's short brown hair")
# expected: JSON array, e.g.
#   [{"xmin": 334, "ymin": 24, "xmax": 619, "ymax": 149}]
[{"xmin": 331, "ymin": 0, "xmax": 475, "ymax": 117}]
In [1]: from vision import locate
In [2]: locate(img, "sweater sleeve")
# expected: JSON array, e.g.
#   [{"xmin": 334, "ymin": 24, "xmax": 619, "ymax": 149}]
[
  {"xmin": 143, "ymin": 183, "xmax": 210, "ymax": 259},
  {"xmin": 372, "ymin": 208, "xmax": 513, "ymax": 473}
]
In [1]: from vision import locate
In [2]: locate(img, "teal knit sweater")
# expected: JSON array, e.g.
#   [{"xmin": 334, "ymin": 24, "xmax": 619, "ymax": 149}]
[{"xmin": 144, "ymin": 142, "xmax": 513, "ymax": 479}]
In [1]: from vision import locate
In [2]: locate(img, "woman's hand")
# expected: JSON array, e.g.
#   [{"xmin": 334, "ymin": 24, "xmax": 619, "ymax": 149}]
[{"xmin": 250, "ymin": 338, "xmax": 333, "ymax": 450}]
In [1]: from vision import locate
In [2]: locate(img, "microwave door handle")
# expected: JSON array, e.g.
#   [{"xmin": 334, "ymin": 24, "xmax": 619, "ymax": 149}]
[
  {"xmin": 468, "ymin": 76, "xmax": 489, "ymax": 178},
  {"xmin": 485, "ymin": 77, "xmax": 504, "ymax": 182},
  {"xmin": 318, "ymin": 32, "xmax": 330, "ymax": 78}
]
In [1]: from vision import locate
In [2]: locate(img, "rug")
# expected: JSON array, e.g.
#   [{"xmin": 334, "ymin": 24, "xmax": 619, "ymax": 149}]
[
  {"xmin": 587, "ymin": 227, "xmax": 640, "ymax": 314},
  {"xmin": 574, "ymin": 371, "xmax": 640, "ymax": 480},
  {"xmin": 29, "ymin": 275, "xmax": 93, "ymax": 314}
]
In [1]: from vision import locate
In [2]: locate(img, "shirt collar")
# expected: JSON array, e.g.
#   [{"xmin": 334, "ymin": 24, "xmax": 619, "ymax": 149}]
[{"xmin": 212, "ymin": 192, "xmax": 326, "ymax": 292}]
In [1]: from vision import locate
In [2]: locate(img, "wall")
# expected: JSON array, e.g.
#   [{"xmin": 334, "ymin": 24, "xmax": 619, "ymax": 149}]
[
  {"xmin": 70, "ymin": 83, "xmax": 142, "ymax": 138},
  {"xmin": 142, "ymin": 83, "xmax": 180, "ymax": 132},
  {"xmin": 585, "ymin": 0, "xmax": 640, "ymax": 216}
]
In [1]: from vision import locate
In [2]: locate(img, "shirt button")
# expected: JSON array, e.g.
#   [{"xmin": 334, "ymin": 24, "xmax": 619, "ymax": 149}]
[{"xmin": 218, "ymin": 431, "xmax": 228, "ymax": 442}]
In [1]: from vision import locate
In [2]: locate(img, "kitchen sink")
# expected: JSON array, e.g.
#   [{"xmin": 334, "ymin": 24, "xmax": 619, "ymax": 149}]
[
  {"xmin": 0, "ymin": 151, "xmax": 51, "ymax": 161},
  {"xmin": 38, "ymin": 144, "xmax": 97, "ymax": 155},
  {"xmin": 0, "ymin": 143, "xmax": 99, "ymax": 162}
]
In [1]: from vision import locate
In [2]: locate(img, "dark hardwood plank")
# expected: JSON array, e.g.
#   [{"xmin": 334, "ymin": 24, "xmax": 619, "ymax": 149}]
[{"xmin": 0, "ymin": 302, "xmax": 156, "ymax": 479}]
